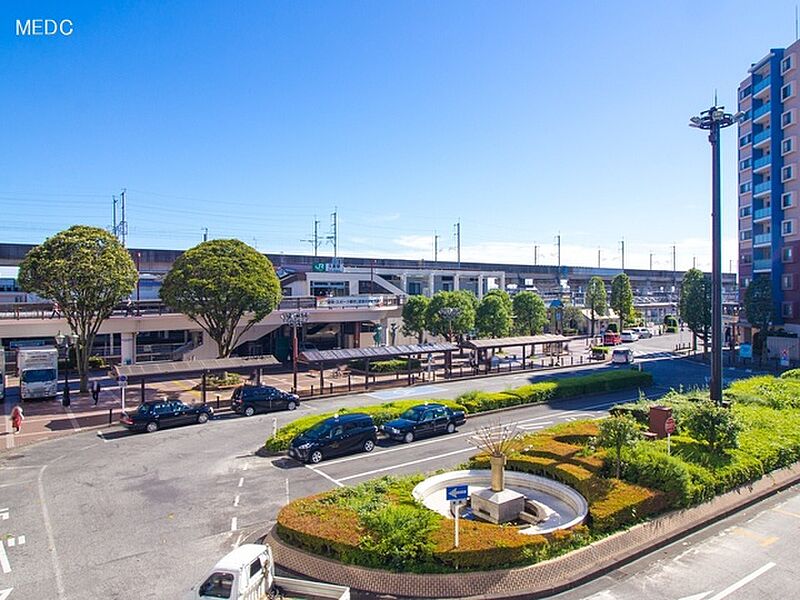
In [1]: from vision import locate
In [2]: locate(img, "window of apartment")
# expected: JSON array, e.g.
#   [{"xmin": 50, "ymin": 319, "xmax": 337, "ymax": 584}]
[
  {"xmin": 783, "ymin": 164, "xmax": 795, "ymax": 182},
  {"xmin": 741, "ymin": 253, "xmax": 752, "ymax": 264},
  {"xmin": 783, "ymin": 109, "xmax": 796, "ymax": 128},
  {"xmin": 740, "ymin": 86, "xmax": 752, "ymax": 100},
  {"xmin": 740, "ymin": 205, "xmax": 752, "ymax": 218},
  {"xmin": 782, "ymin": 55, "xmax": 794, "ymax": 74},
  {"xmin": 782, "ymin": 219, "xmax": 795, "ymax": 236},
  {"xmin": 783, "ymin": 246, "xmax": 794, "ymax": 262},
  {"xmin": 740, "ymin": 229, "xmax": 753, "ymax": 241},
  {"xmin": 740, "ymin": 181, "xmax": 752, "ymax": 194},
  {"xmin": 784, "ymin": 137, "xmax": 796, "ymax": 155},
  {"xmin": 740, "ymin": 157, "xmax": 752, "ymax": 170},
  {"xmin": 783, "ymin": 192, "xmax": 794, "ymax": 209},
  {"xmin": 783, "ymin": 302, "xmax": 794, "ymax": 318},
  {"xmin": 740, "ymin": 133, "xmax": 752, "ymax": 147},
  {"xmin": 783, "ymin": 273, "xmax": 795, "ymax": 290}
]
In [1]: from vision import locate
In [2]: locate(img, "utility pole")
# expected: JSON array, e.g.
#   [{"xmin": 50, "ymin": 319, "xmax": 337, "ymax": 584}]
[
  {"xmin": 112, "ymin": 195, "xmax": 118, "ymax": 239},
  {"xmin": 202, "ymin": 227, "xmax": 208, "ymax": 242},
  {"xmin": 556, "ymin": 234, "xmax": 561, "ymax": 271},
  {"xmin": 597, "ymin": 247, "xmax": 601, "ymax": 268},
  {"xmin": 534, "ymin": 244, "xmax": 539, "ymax": 266},
  {"xmin": 454, "ymin": 221, "xmax": 461, "ymax": 268},
  {"xmin": 620, "ymin": 239, "xmax": 625, "ymax": 271},
  {"xmin": 672, "ymin": 244, "xmax": 677, "ymax": 288},
  {"xmin": 693, "ymin": 256, "xmax": 697, "ymax": 269},
  {"xmin": 326, "ymin": 209, "xmax": 338, "ymax": 257},
  {"xmin": 120, "ymin": 189, "xmax": 128, "ymax": 247},
  {"xmin": 434, "ymin": 233, "xmax": 439, "ymax": 262},
  {"xmin": 649, "ymin": 252, "xmax": 654, "ymax": 272},
  {"xmin": 302, "ymin": 217, "xmax": 321, "ymax": 260}
]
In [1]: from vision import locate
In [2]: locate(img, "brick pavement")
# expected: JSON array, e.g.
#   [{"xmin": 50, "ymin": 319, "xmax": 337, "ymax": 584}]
[{"xmin": 267, "ymin": 462, "xmax": 800, "ymax": 599}]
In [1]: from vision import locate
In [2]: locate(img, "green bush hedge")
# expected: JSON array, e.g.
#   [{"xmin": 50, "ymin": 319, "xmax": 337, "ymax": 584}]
[{"xmin": 349, "ymin": 358, "xmax": 421, "ymax": 373}]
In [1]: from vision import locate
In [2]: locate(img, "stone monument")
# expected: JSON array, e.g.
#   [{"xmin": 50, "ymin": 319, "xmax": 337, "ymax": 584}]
[{"xmin": 468, "ymin": 423, "xmax": 526, "ymax": 524}]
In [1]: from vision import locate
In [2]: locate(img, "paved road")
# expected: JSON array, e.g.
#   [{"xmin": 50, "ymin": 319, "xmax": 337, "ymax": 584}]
[{"xmin": 0, "ymin": 341, "xmax": 768, "ymax": 600}]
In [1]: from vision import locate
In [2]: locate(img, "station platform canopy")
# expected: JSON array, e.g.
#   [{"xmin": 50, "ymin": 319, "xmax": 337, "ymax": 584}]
[
  {"xmin": 114, "ymin": 355, "xmax": 279, "ymax": 380},
  {"xmin": 299, "ymin": 343, "xmax": 457, "ymax": 365}
]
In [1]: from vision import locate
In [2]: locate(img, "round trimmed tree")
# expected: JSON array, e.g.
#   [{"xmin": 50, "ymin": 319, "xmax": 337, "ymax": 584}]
[
  {"xmin": 18, "ymin": 226, "xmax": 138, "ymax": 392},
  {"xmin": 160, "ymin": 239, "xmax": 281, "ymax": 357}
]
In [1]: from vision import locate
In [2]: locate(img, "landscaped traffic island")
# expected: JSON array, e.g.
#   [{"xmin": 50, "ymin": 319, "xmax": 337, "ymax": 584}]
[{"xmin": 274, "ymin": 374, "xmax": 800, "ymax": 574}]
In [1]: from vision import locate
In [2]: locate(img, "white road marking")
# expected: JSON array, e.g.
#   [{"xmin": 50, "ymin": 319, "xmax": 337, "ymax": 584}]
[
  {"xmin": 304, "ymin": 464, "xmax": 344, "ymax": 487},
  {"xmin": 17, "ymin": 536, "xmax": 24, "ymax": 546},
  {"xmin": 231, "ymin": 532, "xmax": 244, "ymax": 549},
  {"xmin": 0, "ymin": 509, "xmax": 8, "ymax": 520},
  {"xmin": 0, "ymin": 587, "xmax": 12, "ymax": 600},
  {"xmin": 237, "ymin": 477, "xmax": 244, "ymax": 487},
  {"xmin": 5, "ymin": 540, "xmax": 12, "ymax": 548},
  {"xmin": 678, "ymin": 592, "xmax": 711, "ymax": 600},
  {"xmin": 38, "ymin": 463, "xmax": 66, "ymax": 599},
  {"xmin": 230, "ymin": 517, "xmax": 237, "ymax": 531},
  {"xmin": 242, "ymin": 463, "xmax": 249, "ymax": 471},
  {"xmin": 706, "ymin": 562, "xmax": 776, "ymax": 600},
  {"xmin": 337, "ymin": 447, "xmax": 475, "ymax": 482},
  {"xmin": 65, "ymin": 407, "xmax": 82, "ymax": 432},
  {"xmin": 233, "ymin": 495, "xmax": 240, "ymax": 507},
  {"xmin": 0, "ymin": 540, "xmax": 10, "ymax": 574}
]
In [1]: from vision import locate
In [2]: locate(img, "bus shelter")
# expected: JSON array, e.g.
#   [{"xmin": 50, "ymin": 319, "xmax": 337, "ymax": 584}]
[
  {"xmin": 463, "ymin": 334, "xmax": 570, "ymax": 373},
  {"xmin": 299, "ymin": 343, "xmax": 458, "ymax": 391},
  {"xmin": 114, "ymin": 355, "xmax": 280, "ymax": 404}
]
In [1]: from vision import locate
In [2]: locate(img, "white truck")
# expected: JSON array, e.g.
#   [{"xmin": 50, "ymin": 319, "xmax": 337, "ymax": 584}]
[
  {"xmin": 193, "ymin": 544, "xmax": 349, "ymax": 600},
  {"xmin": 18, "ymin": 347, "xmax": 59, "ymax": 400}
]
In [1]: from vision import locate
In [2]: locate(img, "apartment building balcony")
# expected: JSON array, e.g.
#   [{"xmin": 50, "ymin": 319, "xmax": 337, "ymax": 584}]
[
  {"xmin": 753, "ymin": 232, "xmax": 772, "ymax": 246},
  {"xmin": 753, "ymin": 129, "xmax": 771, "ymax": 146},
  {"xmin": 753, "ymin": 154, "xmax": 772, "ymax": 171},
  {"xmin": 753, "ymin": 258, "xmax": 772, "ymax": 271},
  {"xmin": 753, "ymin": 77, "xmax": 771, "ymax": 96},
  {"xmin": 754, "ymin": 180, "xmax": 773, "ymax": 196},
  {"xmin": 753, "ymin": 102, "xmax": 771, "ymax": 122},
  {"xmin": 753, "ymin": 207, "xmax": 772, "ymax": 221}
]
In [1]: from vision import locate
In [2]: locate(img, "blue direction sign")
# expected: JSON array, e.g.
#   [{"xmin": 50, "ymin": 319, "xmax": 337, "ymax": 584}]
[{"xmin": 445, "ymin": 484, "xmax": 468, "ymax": 502}]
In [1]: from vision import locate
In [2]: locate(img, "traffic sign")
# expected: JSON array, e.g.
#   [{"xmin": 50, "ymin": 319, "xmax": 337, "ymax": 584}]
[
  {"xmin": 445, "ymin": 484, "xmax": 468, "ymax": 502},
  {"xmin": 665, "ymin": 416, "xmax": 676, "ymax": 435},
  {"xmin": 117, "ymin": 374, "xmax": 127, "ymax": 385}
]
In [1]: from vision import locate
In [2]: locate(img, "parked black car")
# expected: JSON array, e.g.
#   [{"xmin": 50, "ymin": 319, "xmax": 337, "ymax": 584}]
[
  {"xmin": 120, "ymin": 400, "xmax": 214, "ymax": 433},
  {"xmin": 288, "ymin": 413, "xmax": 377, "ymax": 464},
  {"xmin": 230, "ymin": 384, "xmax": 299, "ymax": 416},
  {"xmin": 380, "ymin": 403, "xmax": 466, "ymax": 443}
]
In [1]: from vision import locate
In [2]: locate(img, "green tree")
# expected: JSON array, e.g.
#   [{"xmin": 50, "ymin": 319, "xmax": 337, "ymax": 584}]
[
  {"xmin": 744, "ymin": 277, "xmax": 773, "ymax": 355},
  {"xmin": 684, "ymin": 401, "xmax": 741, "ymax": 453},
  {"xmin": 562, "ymin": 303, "xmax": 585, "ymax": 333},
  {"xmin": 18, "ymin": 226, "xmax": 137, "ymax": 392},
  {"xmin": 484, "ymin": 289, "xmax": 512, "ymax": 313},
  {"xmin": 401, "ymin": 295, "xmax": 430, "ymax": 343},
  {"xmin": 598, "ymin": 414, "xmax": 640, "ymax": 478},
  {"xmin": 679, "ymin": 269, "xmax": 711, "ymax": 354},
  {"xmin": 425, "ymin": 291, "xmax": 477, "ymax": 342},
  {"xmin": 160, "ymin": 239, "xmax": 281, "ymax": 357},
  {"xmin": 512, "ymin": 291, "xmax": 547, "ymax": 335},
  {"xmin": 584, "ymin": 276, "xmax": 608, "ymax": 337},
  {"xmin": 476, "ymin": 294, "xmax": 512, "ymax": 338},
  {"xmin": 610, "ymin": 273, "xmax": 635, "ymax": 333}
]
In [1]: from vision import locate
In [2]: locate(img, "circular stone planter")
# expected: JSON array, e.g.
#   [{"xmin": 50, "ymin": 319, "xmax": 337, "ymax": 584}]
[{"xmin": 412, "ymin": 469, "xmax": 588, "ymax": 534}]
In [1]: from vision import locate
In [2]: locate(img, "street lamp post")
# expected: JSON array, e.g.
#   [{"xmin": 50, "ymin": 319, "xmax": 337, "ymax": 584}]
[
  {"xmin": 689, "ymin": 105, "xmax": 742, "ymax": 404},
  {"xmin": 55, "ymin": 331, "xmax": 78, "ymax": 407},
  {"xmin": 281, "ymin": 311, "xmax": 309, "ymax": 393}
]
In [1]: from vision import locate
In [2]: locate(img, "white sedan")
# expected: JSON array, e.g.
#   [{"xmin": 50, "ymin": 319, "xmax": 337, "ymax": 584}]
[{"xmin": 620, "ymin": 330, "xmax": 639, "ymax": 342}]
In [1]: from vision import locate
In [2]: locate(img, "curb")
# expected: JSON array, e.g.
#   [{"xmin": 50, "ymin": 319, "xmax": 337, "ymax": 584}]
[{"xmin": 267, "ymin": 462, "xmax": 800, "ymax": 599}]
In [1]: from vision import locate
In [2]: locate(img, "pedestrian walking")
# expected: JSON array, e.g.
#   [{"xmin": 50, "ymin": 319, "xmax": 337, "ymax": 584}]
[
  {"xmin": 91, "ymin": 380, "xmax": 102, "ymax": 406},
  {"xmin": 10, "ymin": 404, "xmax": 24, "ymax": 434}
]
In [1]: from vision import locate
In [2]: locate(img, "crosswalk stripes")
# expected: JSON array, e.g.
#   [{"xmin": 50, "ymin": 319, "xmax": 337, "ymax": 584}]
[{"xmin": 635, "ymin": 351, "xmax": 676, "ymax": 360}]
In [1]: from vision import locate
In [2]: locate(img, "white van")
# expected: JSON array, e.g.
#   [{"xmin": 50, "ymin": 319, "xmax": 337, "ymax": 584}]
[{"xmin": 612, "ymin": 348, "xmax": 635, "ymax": 364}]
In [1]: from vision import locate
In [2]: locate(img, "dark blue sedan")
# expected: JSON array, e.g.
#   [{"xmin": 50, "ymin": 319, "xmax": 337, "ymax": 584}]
[{"xmin": 380, "ymin": 403, "xmax": 466, "ymax": 444}]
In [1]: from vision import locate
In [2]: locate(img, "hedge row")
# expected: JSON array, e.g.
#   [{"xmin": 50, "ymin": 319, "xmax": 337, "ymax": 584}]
[
  {"xmin": 348, "ymin": 358, "xmax": 422, "ymax": 373},
  {"xmin": 265, "ymin": 369, "xmax": 652, "ymax": 451}
]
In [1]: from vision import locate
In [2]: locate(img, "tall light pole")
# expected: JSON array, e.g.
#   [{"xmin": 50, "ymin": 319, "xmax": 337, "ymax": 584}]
[
  {"xmin": 55, "ymin": 331, "xmax": 78, "ymax": 407},
  {"xmin": 281, "ymin": 311, "xmax": 309, "ymax": 393},
  {"xmin": 439, "ymin": 307, "xmax": 461, "ymax": 343},
  {"xmin": 690, "ymin": 105, "xmax": 741, "ymax": 405}
]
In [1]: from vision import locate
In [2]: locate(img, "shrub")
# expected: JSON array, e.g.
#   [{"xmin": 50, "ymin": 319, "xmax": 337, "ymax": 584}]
[
  {"xmin": 349, "ymin": 358, "xmax": 422, "ymax": 373},
  {"xmin": 359, "ymin": 504, "xmax": 439, "ymax": 570},
  {"xmin": 727, "ymin": 376, "xmax": 800, "ymax": 409},
  {"xmin": 598, "ymin": 415, "xmax": 640, "ymax": 478},
  {"xmin": 683, "ymin": 401, "xmax": 742, "ymax": 455}
]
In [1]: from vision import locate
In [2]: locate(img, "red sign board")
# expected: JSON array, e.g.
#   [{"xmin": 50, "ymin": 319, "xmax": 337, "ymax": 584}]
[{"xmin": 665, "ymin": 417, "xmax": 676, "ymax": 435}]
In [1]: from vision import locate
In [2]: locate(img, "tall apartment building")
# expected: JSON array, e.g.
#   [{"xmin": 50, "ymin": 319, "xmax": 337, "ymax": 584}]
[{"xmin": 738, "ymin": 38, "xmax": 800, "ymax": 331}]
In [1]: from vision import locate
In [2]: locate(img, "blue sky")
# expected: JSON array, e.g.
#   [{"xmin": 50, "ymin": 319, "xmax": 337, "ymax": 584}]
[{"xmin": 1, "ymin": 1, "xmax": 798, "ymax": 272}]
